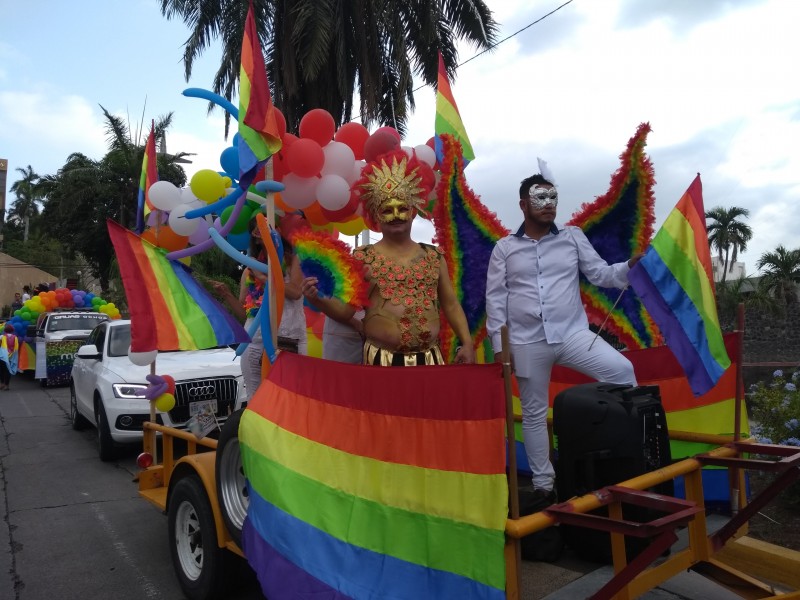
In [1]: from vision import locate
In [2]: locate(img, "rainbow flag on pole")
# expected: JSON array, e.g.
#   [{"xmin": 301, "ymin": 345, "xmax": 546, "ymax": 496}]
[
  {"xmin": 627, "ymin": 175, "xmax": 730, "ymax": 396},
  {"xmin": 435, "ymin": 52, "xmax": 474, "ymax": 164},
  {"xmin": 238, "ymin": 0, "xmax": 282, "ymax": 189},
  {"xmin": 136, "ymin": 120, "xmax": 158, "ymax": 233},
  {"xmin": 107, "ymin": 220, "xmax": 249, "ymax": 352},
  {"xmin": 240, "ymin": 353, "xmax": 508, "ymax": 599}
]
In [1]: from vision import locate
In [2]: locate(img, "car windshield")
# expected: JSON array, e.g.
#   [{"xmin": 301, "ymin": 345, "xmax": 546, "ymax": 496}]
[
  {"xmin": 47, "ymin": 313, "xmax": 110, "ymax": 332},
  {"xmin": 108, "ymin": 325, "xmax": 131, "ymax": 357}
]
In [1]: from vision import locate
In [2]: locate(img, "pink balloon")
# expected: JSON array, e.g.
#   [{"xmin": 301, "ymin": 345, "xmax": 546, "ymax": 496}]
[
  {"xmin": 287, "ymin": 138, "xmax": 324, "ymax": 178},
  {"xmin": 363, "ymin": 131, "xmax": 400, "ymax": 163},
  {"xmin": 321, "ymin": 142, "xmax": 356, "ymax": 178},
  {"xmin": 281, "ymin": 173, "xmax": 320, "ymax": 209}
]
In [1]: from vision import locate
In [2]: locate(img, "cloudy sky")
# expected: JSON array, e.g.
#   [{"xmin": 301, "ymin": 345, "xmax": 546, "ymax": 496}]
[{"xmin": 2, "ymin": 0, "xmax": 798, "ymax": 274}]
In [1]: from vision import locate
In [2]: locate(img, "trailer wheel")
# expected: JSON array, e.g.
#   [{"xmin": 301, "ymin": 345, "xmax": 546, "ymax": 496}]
[
  {"xmin": 216, "ymin": 408, "xmax": 247, "ymax": 548},
  {"xmin": 169, "ymin": 475, "xmax": 227, "ymax": 600}
]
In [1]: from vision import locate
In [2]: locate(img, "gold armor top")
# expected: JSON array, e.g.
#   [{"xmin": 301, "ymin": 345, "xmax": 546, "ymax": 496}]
[{"xmin": 353, "ymin": 243, "xmax": 444, "ymax": 352}]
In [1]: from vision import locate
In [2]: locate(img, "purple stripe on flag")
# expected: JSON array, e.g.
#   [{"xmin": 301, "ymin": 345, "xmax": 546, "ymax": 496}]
[{"xmin": 628, "ymin": 262, "xmax": 715, "ymax": 395}]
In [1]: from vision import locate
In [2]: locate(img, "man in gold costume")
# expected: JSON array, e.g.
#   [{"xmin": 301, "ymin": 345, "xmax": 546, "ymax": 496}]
[{"xmin": 302, "ymin": 151, "xmax": 475, "ymax": 366}]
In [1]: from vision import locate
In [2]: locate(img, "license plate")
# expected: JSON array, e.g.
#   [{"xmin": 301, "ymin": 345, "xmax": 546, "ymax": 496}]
[{"xmin": 189, "ymin": 399, "xmax": 218, "ymax": 417}]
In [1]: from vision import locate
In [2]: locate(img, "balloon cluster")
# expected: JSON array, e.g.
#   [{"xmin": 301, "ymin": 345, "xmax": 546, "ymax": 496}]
[
  {"xmin": 9, "ymin": 288, "xmax": 121, "ymax": 338},
  {"xmin": 137, "ymin": 98, "xmax": 442, "ymax": 256},
  {"xmin": 136, "ymin": 373, "xmax": 177, "ymax": 412}
]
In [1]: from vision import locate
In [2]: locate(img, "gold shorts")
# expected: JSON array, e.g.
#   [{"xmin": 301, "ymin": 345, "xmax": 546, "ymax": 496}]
[{"xmin": 363, "ymin": 340, "xmax": 444, "ymax": 367}]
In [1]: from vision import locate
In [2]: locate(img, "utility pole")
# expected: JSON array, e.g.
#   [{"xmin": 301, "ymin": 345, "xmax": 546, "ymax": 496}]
[{"xmin": 0, "ymin": 158, "xmax": 7, "ymax": 252}]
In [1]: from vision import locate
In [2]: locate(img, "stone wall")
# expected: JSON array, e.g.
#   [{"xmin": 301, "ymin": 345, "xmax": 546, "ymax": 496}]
[{"xmin": 732, "ymin": 304, "xmax": 800, "ymax": 387}]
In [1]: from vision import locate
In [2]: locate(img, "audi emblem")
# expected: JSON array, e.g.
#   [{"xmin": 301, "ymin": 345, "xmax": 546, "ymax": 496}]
[{"xmin": 188, "ymin": 385, "xmax": 216, "ymax": 398}]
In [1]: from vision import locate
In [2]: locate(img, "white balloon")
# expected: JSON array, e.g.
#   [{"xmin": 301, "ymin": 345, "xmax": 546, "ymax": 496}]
[
  {"xmin": 148, "ymin": 181, "xmax": 182, "ymax": 211},
  {"xmin": 321, "ymin": 141, "xmax": 356, "ymax": 178},
  {"xmin": 317, "ymin": 174, "xmax": 351, "ymax": 210},
  {"xmin": 401, "ymin": 145, "xmax": 414, "ymax": 158},
  {"xmin": 128, "ymin": 348, "xmax": 158, "ymax": 366},
  {"xmin": 413, "ymin": 144, "xmax": 436, "ymax": 167},
  {"xmin": 347, "ymin": 160, "xmax": 367, "ymax": 185},
  {"xmin": 281, "ymin": 173, "xmax": 320, "ymax": 209},
  {"xmin": 180, "ymin": 187, "xmax": 199, "ymax": 204},
  {"xmin": 168, "ymin": 203, "xmax": 200, "ymax": 236}
]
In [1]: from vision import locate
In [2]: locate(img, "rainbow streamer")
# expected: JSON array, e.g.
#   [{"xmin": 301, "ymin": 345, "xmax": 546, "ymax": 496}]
[
  {"xmin": 238, "ymin": 1, "xmax": 282, "ymax": 190},
  {"xmin": 240, "ymin": 353, "xmax": 508, "ymax": 599},
  {"xmin": 567, "ymin": 122, "xmax": 661, "ymax": 349},
  {"xmin": 435, "ymin": 52, "xmax": 474, "ymax": 163},
  {"xmin": 136, "ymin": 120, "xmax": 158, "ymax": 233},
  {"xmin": 290, "ymin": 229, "xmax": 369, "ymax": 309},
  {"xmin": 107, "ymin": 220, "xmax": 249, "ymax": 352},
  {"xmin": 628, "ymin": 175, "xmax": 731, "ymax": 396},
  {"xmin": 432, "ymin": 134, "xmax": 509, "ymax": 362},
  {"xmin": 17, "ymin": 341, "xmax": 36, "ymax": 371}
]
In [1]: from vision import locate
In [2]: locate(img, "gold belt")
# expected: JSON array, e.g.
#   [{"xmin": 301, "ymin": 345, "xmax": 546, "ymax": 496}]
[{"xmin": 363, "ymin": 340, "xmax": 444, "ymax": 367}]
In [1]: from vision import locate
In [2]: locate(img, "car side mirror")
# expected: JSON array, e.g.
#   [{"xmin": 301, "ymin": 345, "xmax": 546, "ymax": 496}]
[{"xmin": 76, "ymin": 345, "xmax": 101, "ymax": 360}]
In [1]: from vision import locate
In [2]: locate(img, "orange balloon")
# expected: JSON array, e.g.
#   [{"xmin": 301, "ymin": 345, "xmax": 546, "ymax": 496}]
[
  {"xmin": 274, "ymin": 192, "xmax": 291, "ymax": 213},
  {"xmin": 145, "ymin": 225, "xmax": 189, "ymax": 252},
  {"xmin": 302, "ymin": 201, "xmax": 327, "ymax": 226}
]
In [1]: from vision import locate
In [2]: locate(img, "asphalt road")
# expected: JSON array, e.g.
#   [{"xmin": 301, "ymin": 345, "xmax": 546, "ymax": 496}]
[{"xmin": 0, "ymin": 372, "xmax": 264, "ymax": 600}]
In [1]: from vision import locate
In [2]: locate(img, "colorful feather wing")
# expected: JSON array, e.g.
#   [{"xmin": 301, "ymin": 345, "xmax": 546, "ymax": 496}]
[
  {"xmin": 291, "ymin": 229, "xmax": 369, "ymax": 309},
  {"xmin": 433, "ymin": 134, "xmax": 510, "ymax": 363},
  {"xmin": 567, "ymin": 122, "xmax": 662, "ymax": 349}
]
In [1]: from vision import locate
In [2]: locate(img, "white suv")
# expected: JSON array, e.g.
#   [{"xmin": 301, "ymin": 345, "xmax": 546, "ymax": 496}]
[{"xmin": 70, "ymin": 319, "xmax": 245, "ymax": 461}]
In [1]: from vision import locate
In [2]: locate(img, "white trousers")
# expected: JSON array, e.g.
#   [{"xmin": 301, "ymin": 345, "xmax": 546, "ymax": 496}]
[{"xmin": 513, "ymin": 329, "xmax": 637, "ymax": 490}]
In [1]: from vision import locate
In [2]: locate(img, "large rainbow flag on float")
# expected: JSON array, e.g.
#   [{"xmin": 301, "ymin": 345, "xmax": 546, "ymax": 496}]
[
  {"xmin": 238, "ymin": 0, "xmax": 282, "ymax": 189},
  {"xmin": 136, "ymin": 120, "xmax": 158, "ymax": 233},
  {"xmin": 435, "ymin": 52, "xmax": 475, "ymax": 163},
  {"xmin": 239, "ymin": 353, "xmax": 508, "ymax": 600},
  {"xmin": 628, "ymin": 174, "xmax": 730, "ymax": 395},
  {"xmin": 107, "ymin": 220, "xmax": 249, "ymax": 352}
]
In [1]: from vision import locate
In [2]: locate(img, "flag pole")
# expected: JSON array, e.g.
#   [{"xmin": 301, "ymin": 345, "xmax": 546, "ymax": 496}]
[
  {"xmin": 588, "ymin": 287, "xmax": 627, "ymax": 350},
  {"xmin": 730, "ymin": 302, "xmax": 746, "ymax": 516}
]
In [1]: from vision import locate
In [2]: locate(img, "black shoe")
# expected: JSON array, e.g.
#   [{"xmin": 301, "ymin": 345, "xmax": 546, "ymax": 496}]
[{"xmin": 519, "ymin": 486, "xmax": 558, "ymax": 515}]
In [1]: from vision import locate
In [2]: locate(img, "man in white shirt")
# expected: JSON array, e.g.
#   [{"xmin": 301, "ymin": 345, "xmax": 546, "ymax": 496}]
[{"xmin": 486, "ymin": 173, "xmax": 640, "ymax": 506}]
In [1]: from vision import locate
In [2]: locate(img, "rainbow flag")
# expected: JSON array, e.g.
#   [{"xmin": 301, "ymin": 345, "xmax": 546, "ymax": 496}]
[
  {"xmin": 136, "ymin": 120, "xmax": 158, "ymax": 233},
  {"xmin": 107, "ymin": 220, "xmax": 249, "ymax": 352},
  {"xmin": 17, "ymin": 341, "xmax": 36, "ymax": 371},
  {"xmin": 238, "ymin": 1, "xmax": 282, "ymax": 190},
  {"xmin": 435, "ymin": 52, "xmax": 474, "ymax": 164},
  {"xmin": 433, "ymin": 133, "xmax": 509, "ymax": 362},
  {"xmin": 240, "ymin": 353, "xmax": 508, "ymax": 599},
  {"xmin": 567, "ymin": 123, "xmax": 662, "ymax": 349},
  {"xmin": 628, "ymin": 175, "xmax": 730, "ymax": 396}
]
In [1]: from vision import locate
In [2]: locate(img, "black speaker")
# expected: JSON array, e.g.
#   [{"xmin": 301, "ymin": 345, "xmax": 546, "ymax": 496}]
[{"xmin": 553, "ymin": 383, "xmax": 672, "ymax": 562}]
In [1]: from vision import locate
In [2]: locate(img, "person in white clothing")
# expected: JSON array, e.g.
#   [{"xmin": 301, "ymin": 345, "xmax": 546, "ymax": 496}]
[{"xmin": 486, "ymin": 173, "xmax": 641, "ymax": 506}]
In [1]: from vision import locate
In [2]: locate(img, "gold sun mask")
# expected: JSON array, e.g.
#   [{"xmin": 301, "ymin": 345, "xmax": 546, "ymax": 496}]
[{"xmin": 360, "ymin": 155, "xmax": 425, "ymax": 224}]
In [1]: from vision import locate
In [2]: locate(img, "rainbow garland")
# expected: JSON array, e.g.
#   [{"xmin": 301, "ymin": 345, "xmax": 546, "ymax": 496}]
[
  {"xmin": 566, "ymin": 122, "xmax": 662, "ymax": 349},
  {"xmin": 290, "ymin": 229, "xmax": 369, "ymax": 309},
  {"xmin": 432, "ymin": 134, "xmax": 510, "ymax": 362}
]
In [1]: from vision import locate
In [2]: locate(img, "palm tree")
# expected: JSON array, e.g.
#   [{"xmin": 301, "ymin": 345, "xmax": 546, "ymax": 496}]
[
  {"xmin": 756, "ymin": 245, "xmax": 800, "ymax": 304},
  {"xmin": 8, "ymin": 165, "xmax": 44, "ymax": 242},
  {"xmin": 160, "ymin": 0, "xmax": 497, "ymax": 135},
  {"xmin": 705, "ymin": 206, "xmax": 753, "ymax": 284}
]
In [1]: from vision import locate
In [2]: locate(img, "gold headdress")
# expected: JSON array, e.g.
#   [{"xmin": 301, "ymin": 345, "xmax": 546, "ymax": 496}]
[{"xmin": 358, "ymin": 152, "xmax": 428, "ymax": 230}]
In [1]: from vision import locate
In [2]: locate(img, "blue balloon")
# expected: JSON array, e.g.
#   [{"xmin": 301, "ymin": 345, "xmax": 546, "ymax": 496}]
[
  {"xmin": 208, "ymin": 228, "xmax": 267, "ymax": 273},
  {"xmin": 233, "ymin": 133, "xmax": 241, "ymax": 147},
  {"xmin": 182, "ymin": 88, "xmax": 239, "ymax": 119},
  {"xmin": 226, "ymin": 231, "xmax": 251, "ymax": 252},
  {"xmin": 220, "ymin": 146, "xmax": 239, "ymax": 179},
  {"xmin": 254, "ymin": 180, "xmax": 286, "ymax": 194}
]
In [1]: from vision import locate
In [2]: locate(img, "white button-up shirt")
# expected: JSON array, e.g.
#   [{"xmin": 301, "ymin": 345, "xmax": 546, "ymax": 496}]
[{"xmin": 486, "ymin": 223, "xmax": 630, "ymax": 352}]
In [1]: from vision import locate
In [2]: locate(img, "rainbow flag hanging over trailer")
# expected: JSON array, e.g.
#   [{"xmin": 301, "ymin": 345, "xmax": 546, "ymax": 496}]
[{"xmin": 240, "ymin": 353, "xmax": 508, "ymax": 599}]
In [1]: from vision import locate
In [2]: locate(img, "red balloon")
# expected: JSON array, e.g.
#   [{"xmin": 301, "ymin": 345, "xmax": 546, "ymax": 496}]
[
  {"xmin": 271, "ymin": 150, "xmax": 289, "ymax": 181},
  {"xmin": 426, "ymin": 136, "xmax": 436, "ymax": 150},
  {"xmin": 334, "ymin": 122, "xmax": 370, "ymax": 160},
  {"xmin": 273, "ymin": 108, "xmax": 287, "ymax": 139},
  {"xmin": 282, "ymin": 132, "xmax": 299, "ymax": 148},
  {"xmin": 162, "ymin": 374, "xmax": 176, "ymax": 395},
  {"xmin": 287, "ymin": 139, "xmax": 325, "ymax": 177},
  {"xmin": 321, "ymin": 192, "xmax": 359, "ymax": 223},
  {"xmin": 299, "ymin": 109, "xmax": 336, "ymax": 146},
  {"xmin": 374, "ymin": 126, "xmax": 401, "ymax": 143},
  {"xmin": 363, "ymin": 130, "xmax": 401, "ymax": 163}
]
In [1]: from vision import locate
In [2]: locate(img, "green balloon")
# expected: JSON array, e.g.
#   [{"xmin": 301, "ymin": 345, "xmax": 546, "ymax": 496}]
[{"xmin": 221, "ymin": 204, "xmax": 253, "ymax": 235}]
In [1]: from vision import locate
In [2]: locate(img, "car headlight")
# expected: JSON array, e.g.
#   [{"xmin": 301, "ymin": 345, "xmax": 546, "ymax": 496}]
[{"xmin": 112, "ymin": 383, "xmax": 149, "ymax": 399}]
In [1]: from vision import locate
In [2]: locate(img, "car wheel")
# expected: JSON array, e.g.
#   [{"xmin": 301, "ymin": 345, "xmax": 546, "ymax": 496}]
[
  {"xmin": 216, "ymin": 408, "xmax": 246, "ymax": 548},
  {"xmin": 70, "ymin": 383, "xmax": 89, "ymax": 431},
  {"xmin": 96, "ymin": 400, "xmax": 116, "ymax": 462},
  {"xmin": 169, "ymin": 475, "xmax": 228, "ymax": 600}
]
